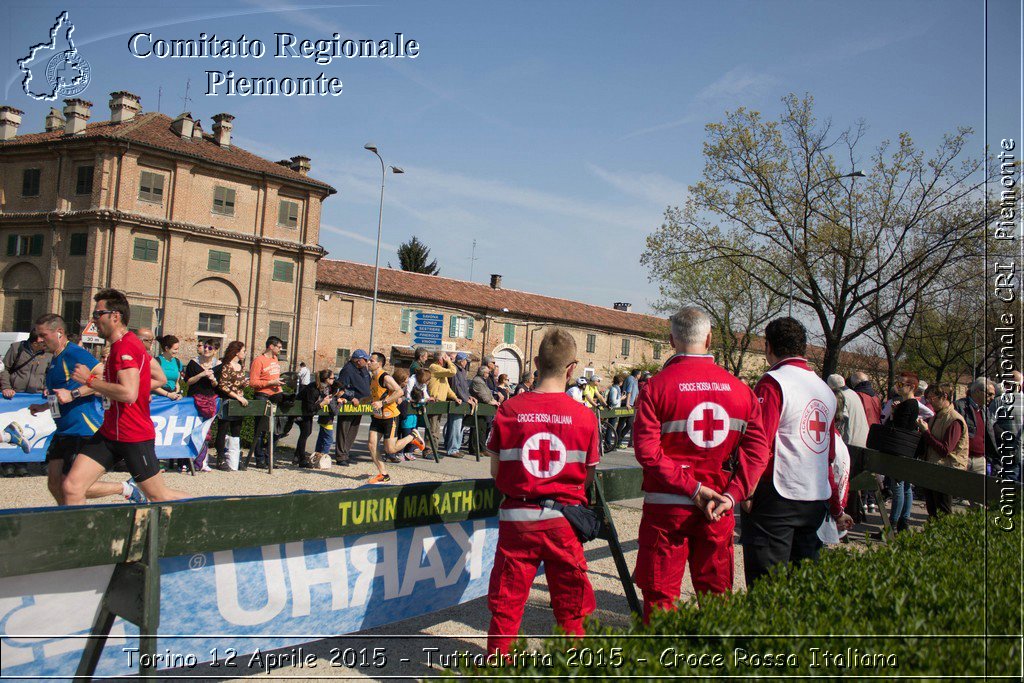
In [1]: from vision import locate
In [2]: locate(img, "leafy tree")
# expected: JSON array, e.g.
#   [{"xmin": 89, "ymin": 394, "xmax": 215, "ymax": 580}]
[
  {"xmin": 646, "ymin": 93, "xmax": 995, "ymax": 377},
  {"xmin": 643, "ymin": 223, "xmax": 785, "ymax": 379},
  {"xmin": 396, "ymin": 236, "xmax": 440, "ymax": 275}
]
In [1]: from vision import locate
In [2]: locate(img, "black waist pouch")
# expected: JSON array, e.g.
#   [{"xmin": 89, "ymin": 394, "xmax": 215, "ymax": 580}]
[{"xmin": 531, "ymin": 498, "xmax": 606, "ymax": 543}]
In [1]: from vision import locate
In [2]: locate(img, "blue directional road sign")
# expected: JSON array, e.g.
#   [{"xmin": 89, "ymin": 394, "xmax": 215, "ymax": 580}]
[{"xmin": 412, "ymin": 313, "xmax": 444, "ymax": 347}]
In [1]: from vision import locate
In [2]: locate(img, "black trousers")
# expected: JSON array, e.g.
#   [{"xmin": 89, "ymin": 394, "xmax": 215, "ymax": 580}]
[
  {"xmin": 334, "ymin": 414, "xmax": 362, "ymax": 461},
  {"xmin": 741, "ymin": 477, "xmax": 828, "ymax": 588},
  {"xmin": 214, "ymin": 417, "xmax": 242, "ymax": 456},
  {"xmin": 252, "ymin": 393, "xmax": 286, "ymax": 460},
  {"xmin": 467, "ymin": 415, "xmax": 492, "ymax": 453},
  {"xmin": 293, "ymin": 417, "xmax": 314, "ymax": 464},
  {"xmin": 921, "ymin": 488, "xmax": 952, "ymax": 517},
  {"xmin": 616, "ymin": 414, "xmax": 634, "ymax": 447}
]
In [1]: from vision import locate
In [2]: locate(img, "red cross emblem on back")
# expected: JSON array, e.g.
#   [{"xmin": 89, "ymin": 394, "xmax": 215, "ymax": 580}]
[
  {"xmin": 521, "ymin": 432, "xmax": 568, "ymax": 479},
  {"xmin": 799, "ymin": 398, "xmax": 831, "ymax": 452},
  {"xmin": 685, "ymin": 402, "xmax": 730, "ymax": 449}
]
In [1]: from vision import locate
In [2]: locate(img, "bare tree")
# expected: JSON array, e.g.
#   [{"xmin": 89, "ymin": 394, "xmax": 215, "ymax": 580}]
[{"xmin": 647, "ymin": 93, "xmax": 995, "ymax": 377}]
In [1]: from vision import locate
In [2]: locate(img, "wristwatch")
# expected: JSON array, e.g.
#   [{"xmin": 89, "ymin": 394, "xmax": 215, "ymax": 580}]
[{"xmin": 71, "ymin": 388, "xmax": 81, "ymax": 400}]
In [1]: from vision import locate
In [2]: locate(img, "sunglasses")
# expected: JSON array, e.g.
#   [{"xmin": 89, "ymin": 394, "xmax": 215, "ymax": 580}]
[
  {"xmin": 91, "ymin": 309, "xmax": 115, "ymax": 319},
  {"xmin": 202, "ymin": 343, "xmax": 220, "ymax": 350}
]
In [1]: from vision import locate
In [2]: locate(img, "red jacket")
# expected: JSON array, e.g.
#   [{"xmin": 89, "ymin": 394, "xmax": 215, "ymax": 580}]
[{"xmin": 632, "ymin": 354, "xmax": 771, "ymax": 503}]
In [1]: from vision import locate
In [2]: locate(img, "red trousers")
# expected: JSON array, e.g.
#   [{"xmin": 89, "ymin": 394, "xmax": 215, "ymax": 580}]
[
  {"xmin": 633, "ymin": 504, "xmax": 734, "ymax": 623},
  {"xmin": 487, "ymin": 520, "xmax": 596, "ymax": 655}
]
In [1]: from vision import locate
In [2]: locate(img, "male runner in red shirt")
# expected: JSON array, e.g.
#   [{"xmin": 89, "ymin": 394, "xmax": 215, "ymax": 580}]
[
  {"xmin": 63, "ymin": 288, "xmax": 187, "ymax": 505},
  {"xmin": 485, "ymin": 327, "xmax": 601, "ymax": 656},
  {"xmin": 632, "ymin": 306, "xmax": 771, "ymax": 621}
]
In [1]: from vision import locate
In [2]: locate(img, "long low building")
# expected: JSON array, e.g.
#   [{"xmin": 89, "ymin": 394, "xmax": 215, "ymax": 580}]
[{"xmin": 314, "ymin": 261, "xmax": 667, "ymax": 380}]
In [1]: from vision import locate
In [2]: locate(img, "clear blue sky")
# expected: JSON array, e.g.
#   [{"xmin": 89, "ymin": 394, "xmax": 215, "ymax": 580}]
[{"xmin": 3, "ymin": 1, "xmax": 1019, "ymax": 315}]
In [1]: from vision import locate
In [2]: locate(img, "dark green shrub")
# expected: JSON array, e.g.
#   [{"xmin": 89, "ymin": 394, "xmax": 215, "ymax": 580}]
[{"xmin": 460, "ymin": 510, "xmax": 1021, "ymax": 679}]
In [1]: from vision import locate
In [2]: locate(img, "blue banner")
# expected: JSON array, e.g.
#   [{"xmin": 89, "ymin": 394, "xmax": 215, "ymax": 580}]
[
  {"xmin": 0, "ymin": 517, "xmax": 499, "ymax": 678},
  {"xmin": 0, "ymin": 394, "xmax": 215, "ymax": 462}
]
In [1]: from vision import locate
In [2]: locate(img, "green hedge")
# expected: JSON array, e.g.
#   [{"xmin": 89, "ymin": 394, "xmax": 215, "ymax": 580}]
[{"xmin": 468, "ymin": 510, "xmax": 1021, "ymax": 678}]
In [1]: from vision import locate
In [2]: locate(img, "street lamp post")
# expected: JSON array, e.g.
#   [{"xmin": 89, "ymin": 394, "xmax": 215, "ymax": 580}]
[
  {"xmin": 787, "ymin": 170, "xmax": 866, "ymax": 316},
  {"xmin": 364, "ymin": 143, "xmax": 404, "ymax": 353}
]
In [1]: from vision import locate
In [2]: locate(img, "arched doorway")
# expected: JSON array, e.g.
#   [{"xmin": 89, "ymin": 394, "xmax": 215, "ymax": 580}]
[{"xmin": 493, "ymin": 347, "xmax": 522, "ymax": 384}]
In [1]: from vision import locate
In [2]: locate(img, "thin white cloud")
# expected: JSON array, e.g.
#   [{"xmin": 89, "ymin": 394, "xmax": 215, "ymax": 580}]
[
  {"xmin": 621, "ymin": 65, "xmax": 780, "ymax": 141},
  {"xmin": 587, "ymin": 164, "xmax": 688, "ymax": 206},
  {"xmin": 320, "ymin": 223, "xmax": 396, "ymax": 250}
]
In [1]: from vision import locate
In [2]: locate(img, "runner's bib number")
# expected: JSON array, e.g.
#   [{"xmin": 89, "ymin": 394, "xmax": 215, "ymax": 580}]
[{"xmin": 47, "ymin": 394, "xmax": 61, "ymax": 419}]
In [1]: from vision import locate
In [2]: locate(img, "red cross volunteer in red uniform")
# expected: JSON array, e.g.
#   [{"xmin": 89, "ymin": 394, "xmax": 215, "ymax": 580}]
[
  {"xmin": 741, "ymin": 317, "xmax": 853, "ymax": 586},
  {"xmin": 632, "ymin": 307, "xmax": 771, "ymax": 622},
  {"xmin": 485, "ymin": 327, "xmax": 601, "ymax": 657}
]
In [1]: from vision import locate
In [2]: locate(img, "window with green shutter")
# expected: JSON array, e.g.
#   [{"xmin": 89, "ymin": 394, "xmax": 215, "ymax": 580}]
[
  {"xmin": 336, "ymin": 348, "xmax": 350, "ymax": 367},
  {"xmin": 76, "ymin": 166, "xmax": 94, "ymax": 195},
  {"xmin": 208, "ymin": 249, "xmax": 231, "ymax": 272},
  {"xmin": 130, "ymin": 305, "xmax": 153, "ymax": 330},
  {"xmin": 28, "ymin": 234, "xmax": 44, "ymax": 256},
  {"xmin": 138, "ymin": 171, "xmax": 164, "ymax": 203},
  {"xmin": 132, "ymin": 237, "xmax": 159, "ymax": 262},
  {"xmin": 269, "ymin": 321, "xmax": 290, "ymax": 361},
  {"xmin": 400, "ymin": 308, "xmax": 422, "ymax": 334},
  {"xmin": 272, "ymin": 260, "xmax": 294, "ymax": 282},
  {"xmin": 586, "ymin": 333, "xmax": 596, "ymax": 354},
  {"xmin": 448, "ymin": 315, "xmax": 474, "ymax": 339},
  {"xmin": 621, "ymin": 338, "xmax": 630, "ymax": 357},
  {"xmin": 69, "ymin": 232, "xmax": 88, "ymax": 256},
  {"xmin": 278, "ymin": 199, "xmax": 299, "ymax": 228},
  {"xmin": 212, "ymin": 186, "xmax": 236, "ymax": 216},
  {"xmin": 22, "ymin": 169, "xmax": 40, "ymax": 197},
  {"xmin": 503, "ymin": 322, "xmax": 516, "ymax": 344}
]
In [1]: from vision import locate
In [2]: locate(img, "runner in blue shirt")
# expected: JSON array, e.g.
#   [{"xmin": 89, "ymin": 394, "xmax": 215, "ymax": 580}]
[{"xmin": 26, "ymin": 314, "xmax": 146, "ymax": 505}]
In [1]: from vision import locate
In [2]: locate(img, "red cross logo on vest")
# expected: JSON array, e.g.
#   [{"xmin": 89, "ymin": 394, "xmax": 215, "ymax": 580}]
[
  {"xmin": 521, "ymin": 432, "xmax": 567, "ymax": 479},
  {"xmin": 685, "ymin": 401, "xmax": 730, "ymax": 449},
  {"xmin": 799, "ymin": 398, "xmax": 831, "ymax": 452}
]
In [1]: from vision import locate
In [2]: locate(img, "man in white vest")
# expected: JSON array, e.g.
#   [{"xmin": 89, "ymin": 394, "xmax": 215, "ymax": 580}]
[{"xmin": 741, "ymin": 317, "xmax": 853, "ymax": 586}]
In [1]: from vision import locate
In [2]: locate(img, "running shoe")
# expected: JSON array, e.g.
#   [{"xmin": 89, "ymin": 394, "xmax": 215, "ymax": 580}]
[
  {"xmin": 409, "ymin": 429, "xmax": 426, "ymax": 452},
  {"xmin": 123, "ymin": 478, "xmax": 148, "ymax": 504},
  {"xmin": 4, "ymin": 422, "xmax": 31, "ymax": 454},
  {"xmin": 404, "ymin": 453, "xmax": 417, "ymax": 461},
  {"xmin": 368, "ymin": 473, "xmax": 391, "ymax": 484},
  {"xmin": 385, "ymin": 454, "xmax": 402, "ymax": 464}
]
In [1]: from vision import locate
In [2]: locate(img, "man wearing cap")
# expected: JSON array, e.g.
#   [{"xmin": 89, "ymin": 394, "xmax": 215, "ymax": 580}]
[
  {"xmin": 445, "ymin": 353, "xmax": 476, "ymax": 458},
  {"xmin": 567, "ymin": 376, "xmax": 587, "ymax": 403},
  {"xmin": 334, "ymin": 349, "xmax": 371, "ymax": 466},
  {"xmin": 482, "ymin": 355, "xmax": 504, "ymax": 405},
  {"xmin": 632, "ymin": 307, "xmax": 771, "ymax": 621},
  {"xmin": 742, "ymin": 317, "xmax": 853, "ymax": 586}
]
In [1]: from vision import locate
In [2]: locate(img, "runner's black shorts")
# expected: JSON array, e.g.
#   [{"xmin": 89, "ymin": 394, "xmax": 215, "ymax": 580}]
[
  {"xmin": 45, "ymin": 435, "xmax": 87, "ymax": 475},
  {"xmin": 79, "ymin": 435, "xmax": 161, "ymax": 483},
  {"xmin": 369, "ymin": 416, "xmax": 398, "ymax": 439}
]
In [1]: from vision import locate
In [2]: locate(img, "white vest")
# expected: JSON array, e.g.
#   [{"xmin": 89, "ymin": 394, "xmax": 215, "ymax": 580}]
[{"xmin": 766, "ymin": 362, "xmax": 836, "ymax": 501}]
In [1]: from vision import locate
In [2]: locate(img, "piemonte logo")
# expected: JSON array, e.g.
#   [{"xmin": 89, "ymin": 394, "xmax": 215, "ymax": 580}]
[{"xmin": 18, "ymin": 11, "xmax": 92, "ymax": 101}]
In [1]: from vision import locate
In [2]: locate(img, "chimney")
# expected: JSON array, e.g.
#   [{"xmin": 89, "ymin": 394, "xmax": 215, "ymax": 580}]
[
  {"xmin": 276, "ymin": 159, "xmax": 292, "ymax": 167},
  {"xmin": 63, "ymin": 98, "xmax": 92, "ymax": 135},
  {"xmin": 613, "ymin": 302, "xmax": 632, "ymax": 312},
  {"xmin": 170, "ymin": 112, "xmax": 194, "ymax": 139},
  {"xmin": 289, "ymin": 155, "xmax": 311, "ymax": 175},
  {"xmin": 45, "ymin": 107, "xmax": 65, "ymax": 132},
  {"xmin": 490, "ymin": 274, "xmax": 502, "ymax": 289},
  {"xmin": 191, "ymin": 119, "xmax": 204, "ymax": 140},
  {"xmin": 212, "ymin": 113, "xmax": 234, "ymax": 147},
  {"xmin": 0, "ymin": 106, "xmax": 24, "ymax": 141},
  {"xmin": 108, "ymin": 91, "xmax": 141, "ymax": 123}
]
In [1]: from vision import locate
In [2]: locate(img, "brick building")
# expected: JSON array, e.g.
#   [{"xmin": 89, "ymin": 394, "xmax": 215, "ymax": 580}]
[
  {"xmin": 1, "ymin": 92, "xmax": 670, "ymax": 377},
  {"xmin": 313, "ymin": 261, "xmax": 668, "ymax": 380},
  {"xmin": 0, "ymin": 94, "xmax": 334, "ymax": 363}
]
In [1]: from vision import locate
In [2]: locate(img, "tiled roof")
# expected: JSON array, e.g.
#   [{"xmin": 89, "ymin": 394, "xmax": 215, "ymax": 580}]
[
  {"xmin": 0, "ymin": 112, "xmax": 336, "ymax": 194},
  {"xmin": 316, "ymin": 259, "xmax": 668, "ymax": 338}
]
